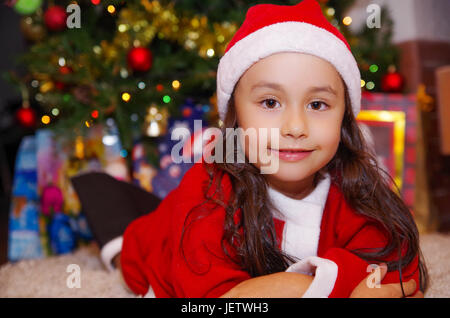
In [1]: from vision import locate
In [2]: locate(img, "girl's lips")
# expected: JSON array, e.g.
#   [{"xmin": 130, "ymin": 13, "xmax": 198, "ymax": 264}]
[{"xmin": 269, "ymin": 148, "xmax": 313, "ymax": 162}]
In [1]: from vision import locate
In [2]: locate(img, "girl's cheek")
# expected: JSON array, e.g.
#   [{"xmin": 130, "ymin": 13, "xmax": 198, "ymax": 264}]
[
  {"xmin": 236, "ymin": 104, "xmax": 267, "ymax": 130},
  {"xmin": 310, "ymin": 117, "xmax": 342, "ymax": 150}
]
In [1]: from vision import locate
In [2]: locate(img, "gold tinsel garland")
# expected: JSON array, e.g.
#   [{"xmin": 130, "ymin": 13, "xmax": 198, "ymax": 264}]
[{"xmin": 105, "ymin": 0, "xmax": 238, "ymax": 61}]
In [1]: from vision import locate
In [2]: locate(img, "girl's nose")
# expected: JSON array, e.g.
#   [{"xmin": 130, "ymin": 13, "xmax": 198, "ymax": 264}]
[{"xmin": 280, "ymin": 106, "xmax": 308, "ymax": 139}]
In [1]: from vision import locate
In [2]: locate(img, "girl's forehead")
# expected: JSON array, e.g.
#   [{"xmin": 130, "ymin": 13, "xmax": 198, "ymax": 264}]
[{"xmin": 238, "ymin": 52, "xmax": 344, "ymax": 92}]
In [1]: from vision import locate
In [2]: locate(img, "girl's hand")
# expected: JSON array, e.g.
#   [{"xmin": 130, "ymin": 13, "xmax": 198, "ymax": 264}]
[
  {"xmin": 220, "ymin": 272, "xmax": 314, "ymax": 298},
  {"xmin": 350, "ymin": 263, "xmax": 423, "ymax": 298}
]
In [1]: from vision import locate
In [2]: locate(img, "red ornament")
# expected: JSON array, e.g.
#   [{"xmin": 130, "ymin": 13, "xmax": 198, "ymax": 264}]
[
  {"xmin": 44, "ymin": 6, "xmax": 67, "ymax": 32},
  {"xmin": 54, "ymin": 81, "xmax": 66, "ymax": 90},
  {"xmin": 127, "ymin": 47, "xmax": 153, "ymax": 72},
  {"xmin": 182, "ymin": 107, "xmax": 192, "ymax": 118},
  {"xmin": 16, "ymin": 107, "xmax": 37, "ymax": 128},
  {"xmin": 59, "ymin": 66, "xmax": 72, "ymax": 75},
  {"xmin": 381, "ymin": 71, "xmax": 404, "ymax": 93}
]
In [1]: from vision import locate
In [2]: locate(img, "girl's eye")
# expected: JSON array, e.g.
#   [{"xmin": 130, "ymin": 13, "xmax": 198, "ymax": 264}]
[
  {"xmin": 260, "ymin": 98, "xmax": 280, "ymax": 109},
  {"xmin": 307, "ymin": 101, "xmax": 329, "ymax": 111}
]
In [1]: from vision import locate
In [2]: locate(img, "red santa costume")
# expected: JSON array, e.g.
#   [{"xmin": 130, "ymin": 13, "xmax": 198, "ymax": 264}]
[
  {"xmin": 114, "ymin": 0, "xmax": 421, "ymax": 297},
  {"xmin": 120, "ymin": 161, "xmax": 420, "ymax": 298}
]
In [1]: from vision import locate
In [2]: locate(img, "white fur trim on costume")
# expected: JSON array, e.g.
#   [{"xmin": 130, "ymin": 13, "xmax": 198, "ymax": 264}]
[
  {"xmin": 100, "ymin": 236, "xmax": 123, "ymax": 272},
  {"xmin": 286, "ymin": 256, "xmax": 338, "ymax": 298},
  {"xmin": 217, "ymin": 22, "xmax": 361, "ymax": 120},
  {"xmin": 268, "ymin": 174, "xmax": 331, "ymax": 261}
]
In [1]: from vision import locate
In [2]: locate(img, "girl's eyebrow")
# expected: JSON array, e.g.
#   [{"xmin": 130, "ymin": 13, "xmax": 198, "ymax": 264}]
[
  {"xmin": 251, "ymin": 81, "xmax": 285, "ymax": 93},
  {"xmin": 307, "ymin": 85, "xmax": 338, "ymax": 96},
  {"xmin": 251, "ymin": 81, "xmax": 337, "ymax": 96}
]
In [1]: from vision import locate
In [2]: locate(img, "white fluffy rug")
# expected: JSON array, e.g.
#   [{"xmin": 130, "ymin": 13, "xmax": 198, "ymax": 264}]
[
  {"xmin": 0, "ymin": 243, "xmax": 134, "ymax": 298},
  {"xmin": 0, "ymin": 233, "xmax": 449, "ymax": 298}
]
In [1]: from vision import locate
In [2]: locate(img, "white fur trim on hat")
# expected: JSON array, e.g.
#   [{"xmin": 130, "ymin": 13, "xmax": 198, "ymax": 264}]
[{"xmin": 217, "ymin": 22, "xmax": 361, "ymax": 120}]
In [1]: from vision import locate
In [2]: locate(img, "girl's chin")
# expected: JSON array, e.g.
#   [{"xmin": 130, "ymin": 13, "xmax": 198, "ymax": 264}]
[{"xmin": 262, "ymin": 165, "xmax": 315, "ymax": 183}]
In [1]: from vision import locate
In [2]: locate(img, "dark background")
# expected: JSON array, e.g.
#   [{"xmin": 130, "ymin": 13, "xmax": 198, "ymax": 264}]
[{"xmin": 0, "ymin": 5, "xmax": 29, "ymax": 266}]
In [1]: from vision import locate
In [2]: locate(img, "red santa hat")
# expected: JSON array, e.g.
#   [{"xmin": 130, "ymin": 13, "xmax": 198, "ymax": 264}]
[{"xmin": 216, "ymin": 0, "xmax": 361, "ymax": 120}]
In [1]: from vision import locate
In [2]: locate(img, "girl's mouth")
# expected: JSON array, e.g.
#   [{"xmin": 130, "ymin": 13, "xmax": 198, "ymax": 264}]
[{"xmin": 269, "ymin": 148, "xmax": 313, "ymax": 162}]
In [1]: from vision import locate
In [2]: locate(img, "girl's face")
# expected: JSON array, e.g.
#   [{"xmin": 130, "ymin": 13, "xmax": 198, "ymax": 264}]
[{"xmin": 233, "ymin": 52, "xmax": 346, "ymax": 198}]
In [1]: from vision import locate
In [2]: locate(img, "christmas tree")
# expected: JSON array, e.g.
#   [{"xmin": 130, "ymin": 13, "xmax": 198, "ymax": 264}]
[
  {"xmin": 323, "ymin": 0, "xmax": 402, "ymax": 93},
  {"xmin": 4, "ymin": 0, "xmax": 401, "ymax": 167}
]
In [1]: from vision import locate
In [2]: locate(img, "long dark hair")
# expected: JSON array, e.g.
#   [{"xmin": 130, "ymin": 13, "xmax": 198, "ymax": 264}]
[{"xmin": 181, "ymin": 83, "xmax": 429, "ymax": 293}]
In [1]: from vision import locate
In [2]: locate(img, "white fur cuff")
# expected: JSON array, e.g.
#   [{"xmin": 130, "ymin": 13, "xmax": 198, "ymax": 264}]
[
  {"xmin": 100, "ymin": 236, "xmax": 123, "ymax": 272},
  {"xmin": 286, "ymin": 256, "xmax": 338, "ymax": 298}
]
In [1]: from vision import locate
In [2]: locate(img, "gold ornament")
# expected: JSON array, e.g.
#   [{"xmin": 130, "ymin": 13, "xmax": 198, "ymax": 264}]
[
  {"xmin": 75, "ymin": 136, "xmax": 85, "ymax": 160},
  {"xmin": 417, "ymin": 84, "xmax": 435, "ymax": 112},
  {"xmin": 20, "ymin": 16, "xmax": 46, "ymax": 42},
  {"xmin": 133, "ymin": 163, "xmax": 158, "ymax": 193},
  {"xmin": 143, "ymin": 103, "xmax": 169, "ymax": 137},
  {"xmin": 39, "ymin": 80, "xmax": 54, "ymax": 93}
]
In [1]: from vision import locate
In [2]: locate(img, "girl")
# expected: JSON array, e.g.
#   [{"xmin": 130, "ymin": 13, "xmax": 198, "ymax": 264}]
[{"xmin": 81, "ymin": 0, "xmax": 428, "ymax": 298}]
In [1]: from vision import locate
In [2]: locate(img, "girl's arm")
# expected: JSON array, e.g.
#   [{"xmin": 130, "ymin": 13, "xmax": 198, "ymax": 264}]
[
  {"xmin": 220, "ymin": 272, "xmax": 313, "ymax": 298},
  {"xmin": 219, "ymin": 264, "xmax": 420, "ymax": 298}
]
